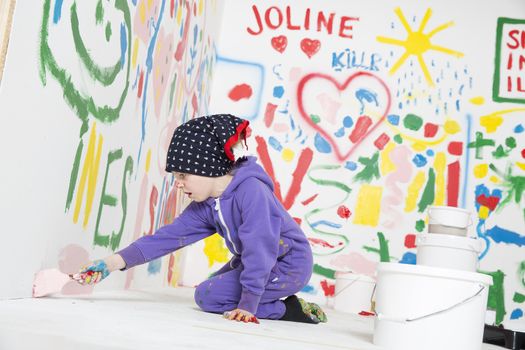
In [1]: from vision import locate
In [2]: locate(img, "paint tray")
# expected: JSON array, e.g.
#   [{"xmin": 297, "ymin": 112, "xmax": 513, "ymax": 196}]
[{"xmin": 483, "ymin": 324, "xmax": 525, "ymax": 349}]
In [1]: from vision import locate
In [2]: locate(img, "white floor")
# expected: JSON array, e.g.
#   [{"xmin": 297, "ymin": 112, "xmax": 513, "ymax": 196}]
[{"xmin": 0, "ymin": 287, "xmax": 505, "ymax": 350}]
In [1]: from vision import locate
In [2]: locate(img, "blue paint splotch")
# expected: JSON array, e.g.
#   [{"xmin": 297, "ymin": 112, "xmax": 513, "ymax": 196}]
[
  {"xmin": 343, "ymin": 116, "xmax": 354, "ymax": 128},
  {"xmin": 400, "ymin": 252, "xmax": 417, "ymax": 265},
  {"xmin": 515, "ymin": 124, "xmax": 524, "ymax": 133},
  {"xmin": 345, "ymin": 161, "xmax": 358, "ymax": 171},
  {"xmin": 273, "ymin": 86, "xmax": 285, "ymax": 98},
  {"xmin": 311, "ymin": 220, "xmax": 343, "ymax": 229},
  {"xmin": 412, "ymin": 154, "xmax": 427, "ymax": 167},
  {"xmin": 356, "ymin": 89, "xmax": 379, "ymax": 114},
  {"xmin": 387, "ymin": 114, "xmax": 400, "ymax": 126},
  {"xmin": 120, "ymin": 23, "xmax": 127, "ymax": 68},
  {"xmin": 314, "ymin": 133, "xmax": 332, "ymax": 153},
  {"xmin": 485, "ymin": 225, "xmax": 525, "ymax": 247},
  {"xmin": 334, "ymin": 127, "xmax": 345, "ymax": 138},
  {"xmin": 268, "ymin": 136, "xmax": 283, "ymax": 152},
  {"xmin": 148, "ymin": 258, "xmax": 162, "ymax": 274},
  {"xmin": 511, "ymin": 308, "xmax": 524, "ymax": 320},
  {"xmin": 53, "ymin": 0, "xmax": 64, "ymax": 23},
  {"xmin": 301, "ymin": 284, "xmax": 316, "ymax": 295}
]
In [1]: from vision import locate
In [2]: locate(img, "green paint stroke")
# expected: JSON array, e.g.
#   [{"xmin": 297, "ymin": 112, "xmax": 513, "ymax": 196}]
[
  {"xmin": 105, "ymin": 22, "xmax": 112, "ymax": 41},
  {"xmin": 403, "ymin": 113, "xmax": 423, "ymax": 131},
  {"xmin": 468, "ymin": 132, "xmax": 495, "ymax": 160},
  {"xmin": 363, "ymin": 232, "xmax": 391, "ymax": 262},
  {"xmin": 354, "ymin": 152, "xmax": 380, "ymax": 183},
  {"xmin": 415, "ymin": 219, "xmax": 426, "ymax": 232},
  {"xmin": 39, "ymin": 0, "xmax": 131, "ymax": 127},
  {"xmin": 95, "ymin": 0, "xmax": 104, "ymax": 24},
  {"xmin": 65, "ymin": 138, "xmax": 84, "ymax": 211},
  {"xmin": 168, "ymin": 74, "xmax": 178, "ymax": 111},
  {"xmin": 94, "ymin": 150, "xmax": 133, "ymax": 251},
  {"xmin": 393, "ymin": 134, "xmax": 403, "ymax": 144},
  {"xmin": 313, "ymin": 264, "xmax": 336, "ymax": 279},
  {"xmin": 518, "ymin": 261, "xmax": 525, "ymax": 287},
  {"xmin": 489, "ymin": 164, "xmax": 525, "ymax": 212},
  {"xmin": 513, "ymin": 292, "xmax": 525, "ymax": 303},
  {"xmin": 417, "ymin": 168, "xmax": 435, "ymax": 213},
  {"xmin": 310, "ymin": 114, "xmax": 321, "ymax": 124},
  {"xmin": 305, "ymin": 164, "xmax": 352, "ymax": 255},
  {"xmin": 480, "ymin": 269, "xmax": 506, "ymax": 325}
]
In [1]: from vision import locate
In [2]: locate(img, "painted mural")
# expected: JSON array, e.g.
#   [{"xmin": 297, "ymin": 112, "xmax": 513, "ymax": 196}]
[
  {"xmin": 205, "ymin": 1, "xmax": 525, "ymax": 325},
  {"xmin": 36, "ymin": 0, "xmax": 221, "ymax": 289}
]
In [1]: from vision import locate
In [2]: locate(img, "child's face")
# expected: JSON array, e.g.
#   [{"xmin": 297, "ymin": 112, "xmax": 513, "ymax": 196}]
[{"xmin": 174, "ymin": 172, "xmax": 216, "ymax": 202}]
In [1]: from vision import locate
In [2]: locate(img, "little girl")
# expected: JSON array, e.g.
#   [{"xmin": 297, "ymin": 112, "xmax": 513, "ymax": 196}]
[{"xmin": 76, "ymin": 114, "xmax": 326, "ymax": 324}]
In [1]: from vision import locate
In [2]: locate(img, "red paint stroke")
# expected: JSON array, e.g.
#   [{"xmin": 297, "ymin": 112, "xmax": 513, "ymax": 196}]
[
  {"xmin": 163, "ymin": 186, "xmax": 178, "ymax": 226},
  {"xmin": 476, "ymin": 194, "xmax": 500, "ymax": 211},
  {"xmin": 271, "ymin": 35, "xmax": 288, "ymax": 53},
  {"xmin": 193, "ymin": 1, "xmax": 196, "ymax": 16},
  {"xmin": 191, "ymin": 93, "xmax": 198, "ymax": 113},
  {"xmin": 349, "ymin": 116, "xmax": 372, "ymax": 143},
  {"xmin": 301, "ymin": 193, "xmax": 318, "ymax": 206},
  {"xmin": 447, "ymin": 161, "xmax": 460, "ymax": 207},
  {"xmin": 320, "ymin": 280, "xmax": 335, "ymax": 297},
  {"xmin": 228, "ymin": 84, "xmax": 253, "ymax": 101},
  {"xmin": 337, "ymin": 205, "xmax": 351, "ymax": 219},
  {"xmin": 424, "ymin": 123, "xmax": 438, "ymax": 138},
  {"xmin": 308, "ymin": 237, "xmax": 335, "ymax": 248},
  {"xmin": 264, "ymin": 103, "xmax": 278, "ymax": 127},
  {"xmin": 300, "ymin": 38, "xmax": 321, "ymax": 58},
  {"xmin": 293, "ymin": 217, "xmax": 302, "ymax": 226},
  {"xmin": 167, "ymin": 253, "xmax": 175, "ymax": 284},
  {"xmin": 145, "ymin": 186, "xmax": 159, "ymax": 236},
  {"xmin": 170, "ymin": 0, "xmax": 174, "ymax": 17},
  {"xmin": 358, "ymin": 311, "xmax": 375, "ymax": 316},
  {"xmin": 448, "ymin": 141, "xmax": 463, "ymax": 156},
  {"xmin": 137, "ymin": 70, "xmax": 144, "ymax": 98},
  {"xmin": 256, "ymin": 136, "xmax": 313, "ymax": 210},
  {"xmin": 521, "ymin": 148, "xmax": 525, "ymax": 159},
  {"xmin": 404, "ymin": 234, "xmax": 416, "ymax": 248},
  {"xmin": 297, "ymin": 72, "xmax": 391, "ymax": 162},
  {"xmin": 174, "ymin": 1, "xmax": 191, "ymax": 62},
  {"xmin": 373, "ymin": 132, "xmax": 390, "ymax": 150}
]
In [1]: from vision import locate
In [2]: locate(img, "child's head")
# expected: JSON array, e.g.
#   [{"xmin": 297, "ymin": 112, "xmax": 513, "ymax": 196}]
[{"xmin": 166, "ymin": 114, "xmax": 250, "ymax": 201}]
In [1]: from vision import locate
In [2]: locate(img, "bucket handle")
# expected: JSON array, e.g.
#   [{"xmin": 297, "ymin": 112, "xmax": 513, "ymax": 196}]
[
  {"xmin": 376, "ymin": 284, "xmax": 485, "ymax": 323},
  {"xmin": 428, "ymin": 208, "xmax": 473, "ymax": 229},
  {"xmin": 334, "ymin": 275, "xmax": 374, "ymax": 298}
]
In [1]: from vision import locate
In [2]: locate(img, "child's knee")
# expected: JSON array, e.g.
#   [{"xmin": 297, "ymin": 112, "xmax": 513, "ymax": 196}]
[{"xmin": 194, "ymin": 281, "xmax": 215, "ymax": 311}]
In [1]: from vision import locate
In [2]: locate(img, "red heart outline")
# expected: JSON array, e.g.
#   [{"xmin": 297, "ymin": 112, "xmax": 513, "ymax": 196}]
[
  {"xmin": 296, "ymin": 72, "xmax": 392, "ymax": 162},
  {"xmin": 271, "ymin": 35, "xmax": 288, "ymax": 53}
]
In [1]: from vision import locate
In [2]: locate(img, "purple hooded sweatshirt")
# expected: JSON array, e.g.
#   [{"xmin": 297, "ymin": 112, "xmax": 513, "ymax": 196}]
[{"xmin": 117, "ymin": 156, "xmax": 313, "ymax": 314}]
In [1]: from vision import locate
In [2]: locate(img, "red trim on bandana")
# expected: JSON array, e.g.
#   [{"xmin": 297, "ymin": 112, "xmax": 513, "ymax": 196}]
[{"xmin": 224, "ymin": 120, "xmax": 250, "ymax": 161}]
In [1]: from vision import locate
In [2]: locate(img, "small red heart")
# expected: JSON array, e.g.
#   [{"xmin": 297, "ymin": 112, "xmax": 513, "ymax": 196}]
[
  {"xmin": 271, "ymin": 35, "xmax": 288, "ymax": 53},
  {"xmin": 300, "ymin": 38, "xmax": 321, "ymax": 58}
]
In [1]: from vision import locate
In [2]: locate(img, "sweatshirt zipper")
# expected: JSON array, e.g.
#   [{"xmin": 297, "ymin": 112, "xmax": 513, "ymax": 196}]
[{"xmin": 214, "ymin": 198, "xmax": 239, "ymax": 255}]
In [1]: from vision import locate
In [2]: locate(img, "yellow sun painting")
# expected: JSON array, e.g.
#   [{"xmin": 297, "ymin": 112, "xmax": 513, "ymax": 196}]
[{"xmin": 377, "ymin": 8, "xmax": 464, "ymax": 86}]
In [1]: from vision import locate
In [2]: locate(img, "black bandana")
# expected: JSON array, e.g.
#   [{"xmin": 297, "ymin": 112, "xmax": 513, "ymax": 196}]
[{"xmin": 165, "ymin": 114, "xmax": 249, "ymax": 177}]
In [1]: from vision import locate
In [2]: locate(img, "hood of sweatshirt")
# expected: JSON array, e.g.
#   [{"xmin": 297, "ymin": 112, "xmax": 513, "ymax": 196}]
[{"xmin": 220, "ymin": 156, "xmax": 274, "ymax": 199}]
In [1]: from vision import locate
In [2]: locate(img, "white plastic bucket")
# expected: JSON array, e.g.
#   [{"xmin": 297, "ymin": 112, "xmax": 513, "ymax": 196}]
[
  {"xmin": 428, "ymin": 206, "xmax": 471, "ymax": 236},
  {"xmin": 333, "ymin": 272, "xmax": 375, "ymax": 314},
  {"xmin": 416, "ymin": 234, "xmax": 482, "ymax": 272},
  {"xmin": 373, "ymin": 263, "xmax": 492, "ymax": 350}
]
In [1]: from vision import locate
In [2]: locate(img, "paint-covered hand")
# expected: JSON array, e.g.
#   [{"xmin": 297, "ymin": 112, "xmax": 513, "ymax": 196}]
[
  {"xmin": 73, "ymin": 260, "xmax": 111, "ymax": 285},
  {"xmin": 223, "ymin": 309, "xmax": 260, "ymax": 324}
]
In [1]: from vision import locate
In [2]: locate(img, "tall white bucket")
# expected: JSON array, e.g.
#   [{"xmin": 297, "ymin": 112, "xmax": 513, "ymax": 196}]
[
  {"xmin": 416, "ymin": 234, "xmax": 482, "ymax": 272},
  {"xmin": 333, "ymin": 272, "xmax": 375, "ymax": 314},
  {"xmin": 373, "ymin": 263, "xmax": 492, "ymax": 350},
  {"xmin": 428, "ymin": 206, "xmax": 471, "ymax": 236}
]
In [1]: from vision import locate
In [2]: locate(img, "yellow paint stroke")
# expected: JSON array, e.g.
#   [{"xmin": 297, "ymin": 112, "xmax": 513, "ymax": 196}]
[
  {"xmin": 147, "ymin": 0, "xmax": 153, "ymax": 10},
  {"xmin": 203, "ymin": 233, "xmax": 230, "ymax": 267},
  {"xmin": 145, "ymin": 149, "xmax": 152, "ymax": 173},
  {"xmin": 478, "ymin": 205, "xmax": 489, "ymax": 220},
  {"xmin": 282, "ymin": 148, "xmax": 294, "ymax": 162},
  {"xmin": 380, "ymin": 141, "xmax": 396, "ymax": 176},
  {"xmin": 132, "ymin": 37, "xmax": 139, "ymax": 68},
  {"xmin": 469, "ymin": 96, "xmax": 485, "ymax": 105},
  {"xmin": 434, "ymin": 152, "xmax": 446, "ymax": 206},
  {"xmin": 169, "ymin": 250, "xmax": 183, "ymax": 287},
  {"xmin": 387, "ymin": 119, "xmax": 460, "ymax": 152},
  {"xmin": 480, "ymin": 115, "xmax": 503, "ymax": 133},
  {"xmin": 376, "ymin": 7, "xmax": 463, "ymax": 86},
  {"xmin": 73, "ymin": 123, "xmax": 103, "ymax": 228},
  {"xmin": 517, "ymin": 162, "xmax": 525, "ymax": 171},
  {"xmin": 353, "ymin": 185, "xmax": 383, "ymax": 227},
  {"xmin": 474, "ymin": 164, "xmax": 488, "ymax": 178},
  {"xmin": 176, "ymin": 3, "xmax": 183, "ymax": 25},
  {"xmin": 405, "ymin": 170, "xmax": 426, "ymax": 212},
  {"xmin": 139, "ymin": 1, "xmax": 146, "ymax": 24},
  {"xmin": 198, "ymin": 0, "xmax": 203, "ymax": 15},
  {"xmin": 490, "ymin": 175, "xmax": 500, "ymax": 184}
]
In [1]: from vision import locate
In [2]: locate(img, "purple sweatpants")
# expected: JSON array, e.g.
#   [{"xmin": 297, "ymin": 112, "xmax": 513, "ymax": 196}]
[{"xmin": 194, "ymin": 248, "xmax": 313, "ymax": 319}]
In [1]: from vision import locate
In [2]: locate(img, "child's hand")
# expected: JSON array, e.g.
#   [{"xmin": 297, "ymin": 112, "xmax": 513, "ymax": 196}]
[
  {"xmin": 72, "ymin": 260, "xmax": 111, "ymax": 285},
  {"xmin": 223, "ymin": 309, "xmax": 260, "ymax": 324}
]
